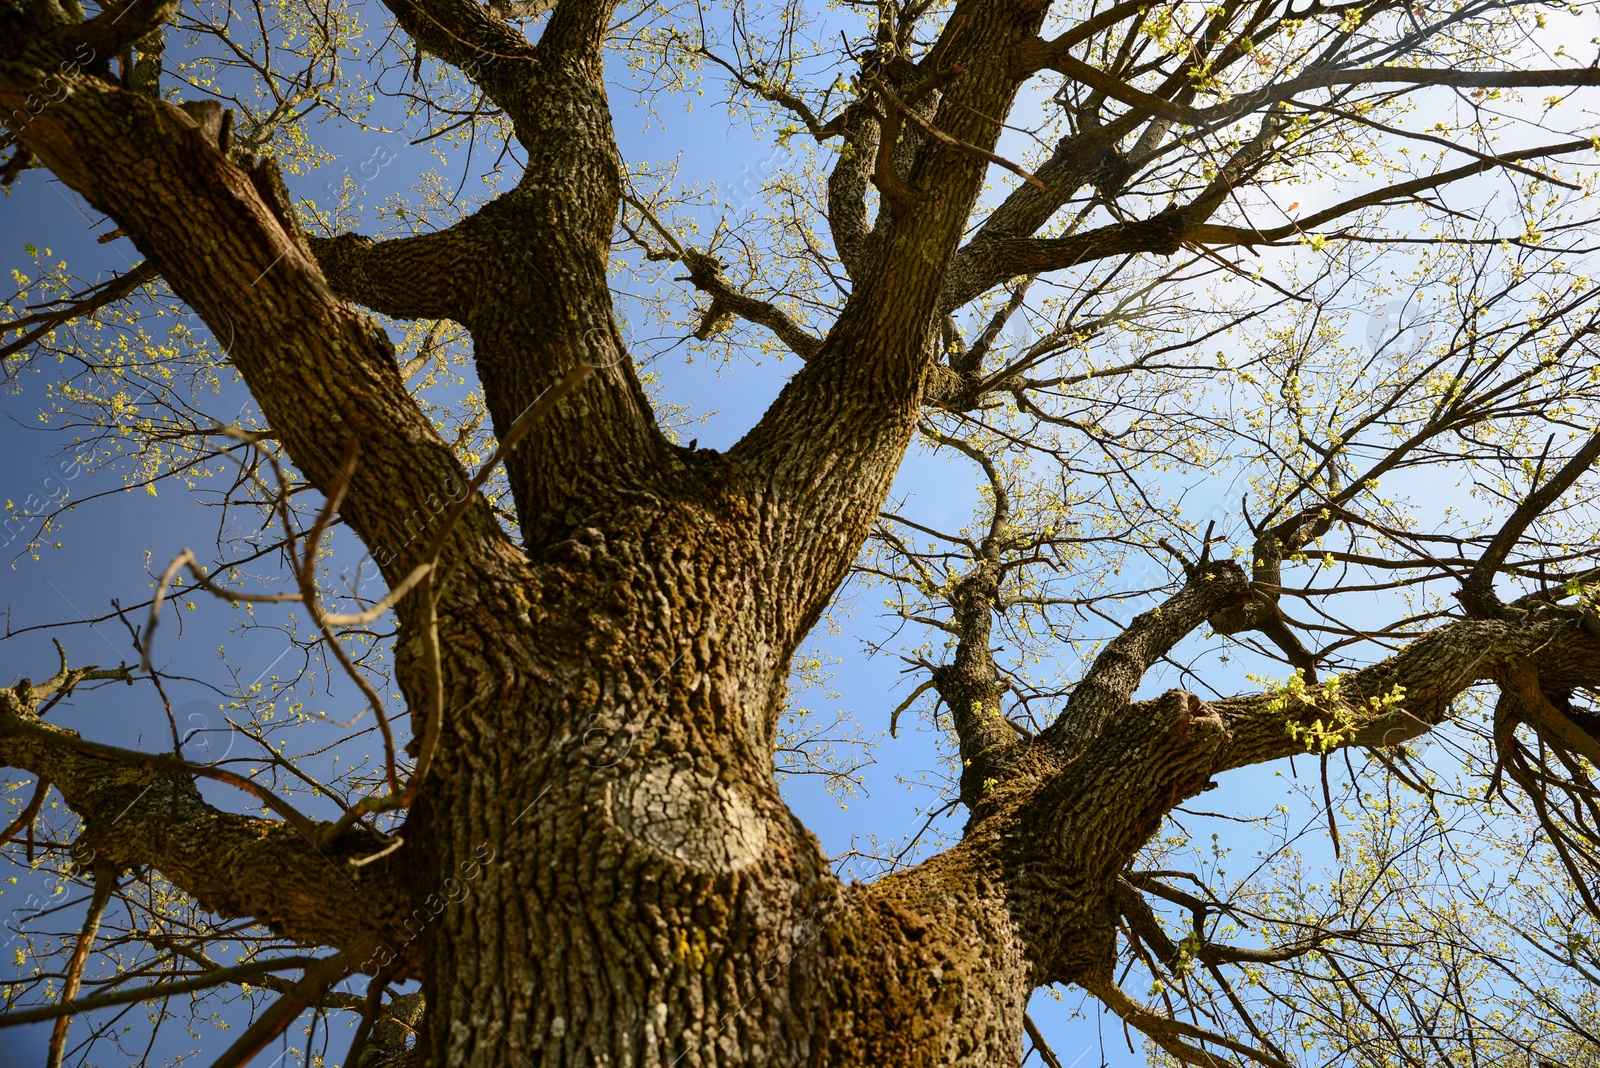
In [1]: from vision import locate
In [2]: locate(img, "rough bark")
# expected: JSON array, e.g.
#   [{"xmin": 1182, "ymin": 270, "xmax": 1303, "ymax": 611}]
[{"xmin": 6, "ymin": 0, "xmax": 1600, "ymax": 1064}]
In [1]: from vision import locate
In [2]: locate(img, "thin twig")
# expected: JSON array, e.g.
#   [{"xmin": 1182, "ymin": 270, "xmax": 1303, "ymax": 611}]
[
  {"xmin": 202, "ymin": 950, "xmax": 360, "ymax": 1068},
  {"xmin": 863, "ymin": 70, "xmax": 1045, "ymax": 189},
  {"xmin": 0, "ymin": 956, "xmax": 319, "ymax": 1027}
]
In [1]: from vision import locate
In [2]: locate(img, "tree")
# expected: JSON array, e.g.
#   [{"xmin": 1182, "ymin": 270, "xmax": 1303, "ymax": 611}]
[{"xmin": 2, "ymin": 0, "xmax": 1600, "ymax": 1061}]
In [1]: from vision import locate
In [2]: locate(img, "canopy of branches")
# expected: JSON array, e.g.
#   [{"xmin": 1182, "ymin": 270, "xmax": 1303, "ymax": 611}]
[{"xmin": 2, "ymin": 0, "xmax": 1600, "ymax": 1063}]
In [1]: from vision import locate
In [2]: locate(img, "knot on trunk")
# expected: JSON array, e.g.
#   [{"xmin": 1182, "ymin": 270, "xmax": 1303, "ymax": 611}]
[
  {"xmin": 357, "ymin": 990, "xmax": 426, "ymax": 1068},
  {"xmin": 1455, "ymin": 579, "xmax": 1511, "ymax": 620},
  {"xmin": 1089, "ymin": 143, "xmax": 1134, "ymax": 201},
  {"xmin": 1143, "ymin": 209, "xmax": 1189, "ymax": 256},
  {"xmin": 923, "ymin": 364, "xmax": 1028, "ymax": 412},
  {"xmin": 1133, "ymin": 689, "xmax": 1229, "ymax": 776},
  {"xmin": 1207, "ymin": 593, "xmax": 1265, "ymax": 634},
  {"xmin": 1076, "ymin": 687, "xmax": 1229, "ymax": 839},
  {"xmin": 610, "ymin": 764, "xmax": 771, "ymax": 874}
]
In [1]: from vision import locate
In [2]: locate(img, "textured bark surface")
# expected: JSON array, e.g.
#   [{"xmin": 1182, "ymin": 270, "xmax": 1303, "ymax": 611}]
[{"xmin": 6, "ymin": 0, "xmax": 1600, "ymax": 1063}]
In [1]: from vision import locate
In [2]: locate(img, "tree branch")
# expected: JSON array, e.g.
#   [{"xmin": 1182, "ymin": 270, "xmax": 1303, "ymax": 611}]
[
  {"xmin": 682, "ymin": 254, "xmax": 823, "ymax": 357},
  {"xmin": 1086, "ymin": 972, "xmax": 1291, "ymax": 1068},
  {"xmin": 306, "ymin": 229, "xmax": 479, "ymax": 323},
  {"xmin": 1023, "ymin": 46, "xmax": 1600, "ymax": 129},
  {"xmin": 204, "ymin": 949, "xmax": 363, "ymax": 1068},
  {"xmin": 377, "ymin": 0, "xmax": 539, "ymax": 119},
  {"xmin": 65, "ymin": 0, "xmax": 178, "ymax": 58},
  {"xmin": 826, "ymin": 102, "xmax": 880, "ymax": 277},
  {"xmin": 0, "ymin": 261, "xmax": 159, "ymax": 362},
  {"xmin": 0, "ymin": 955, "xmax": 322, "ymax": 1028},
  {"xmin": 1458, "ymin": 429, "xmax": 1600, "ymax": 618},
  {"xmin": 1214, "ymin": 615, "xmax": 1600, "ymax": 773},
  {"xmin": 618, "ymin": 193, "xmax": 823, "ymax": 358},
  {"xmin": 1041, "ymin": 561, "xmax": 1251, "ymax": 758},
  {"xmin": 723, "ymin": 0, "xmax": 1057, "ymax": 654},
  {"xmin": 1186, "ymin": 138, "xmax": 1598, "ymax": 246},
  {"xmin": 45, "ymin": 861, "xmax": 115, "ymax": 1068},
  {"xmin": 0, "ymin": 673, "xmax": 410, "ymax": 953},
  {"xmin": 0, "ymin": 49, "xmax": 510, "ymax": 589},
  {"xmin": 948, "ymin": 136, "xmax": 1596, "ymax": 307}
]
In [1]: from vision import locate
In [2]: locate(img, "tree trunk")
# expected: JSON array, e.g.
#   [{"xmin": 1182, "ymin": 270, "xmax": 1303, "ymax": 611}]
[
  {"xmin": 383, "ymin": 495, "xmax": 1249, "ymax": 1066},
  {"xmin": 9, "ymin": 1, "xmax": 1600, "ymax": 1065},
  {"xmin": 395, "ymin": 471, "xmax": 1039, "ymax": 1065}
]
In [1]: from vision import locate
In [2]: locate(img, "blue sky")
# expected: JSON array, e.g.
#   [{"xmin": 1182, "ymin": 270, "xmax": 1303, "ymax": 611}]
[
  {"xmin": 0, "ymin": 4, "xmax": 1528, "ymax": 1062},
  {"xmin": 0, "ymin": 95, "xmax": 1152, "ymax": 1064}
]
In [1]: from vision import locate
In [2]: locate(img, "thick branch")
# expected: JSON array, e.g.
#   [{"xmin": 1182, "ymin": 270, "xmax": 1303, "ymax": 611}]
[
  {"xmin": 1041, "ymin": 561, "xmax": 1251, "ymax": 758},
  {"xmin": 0, "ymin": 679, "xmax": 409, "ymax": 951},
  {"xmin": 946, "ymin": 209, "xmax": 1191, "ymax": 309},
  {"xmin": 377, "ymin": 0, "xmax": 539, "ymax": 119},
  {"xmin": 1214, "ymin": 615, "xmax": 1600, "ymax": 772},
  {"xmin": 915, "ymin": 431, "xmax": 1020, "ymax": 804},
  {"xmin": 725, "ymin": 0, "xmax": 1054, "ymax": 648},
  {"xmin": 826, "ymin": 103, "xmax": 880, "ymax": 277},
  {"xmin": 487, "ymin": 0, "xmax": 557, "ymax": 20},
  {"xmin": 944, "ymin": 125, "xmax": 1128, "ymax": 298},
  {"xmin": 306, "ymin": 230, "xmax": 479, "ymax": 323},
  {"xmin": 66, "ymin": 0, "xmax": 177, "ymax": 57},
  {"xmin": 0, "ymin": 47, "xmax": 509, "ymax": 586},
  {"xmin": 667, "ymin": 243, "xmax": 822, "ymax": 358},
  {"xmin": 1209, "ymin": 503, "xmax": 1338, "ymax": 679},
  {"xmin": 357, "ymin": 10, "xmax": 655, "ymax": 543}
]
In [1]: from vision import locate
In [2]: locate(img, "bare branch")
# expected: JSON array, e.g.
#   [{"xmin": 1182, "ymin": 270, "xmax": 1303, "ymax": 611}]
[
  {"xmin": 1042, "ymin": 562, "xmax": 1251, "ymax": 758},
  {"xmin": 1459, "ymin": 429, "xmax": 1600, "ymax": 618},
  {"xmin": 0, "ymin": 956, "xmax": 322, "ymax": 1028}
]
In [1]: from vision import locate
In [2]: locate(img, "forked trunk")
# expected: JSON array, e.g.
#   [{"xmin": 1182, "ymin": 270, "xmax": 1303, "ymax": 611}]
[
  {"xmin": 386, "ymin": 488, "xmax": 1237, "ymax": 1067},
  {"xmin": 401, "ymin": 492, "xmax": 1045, "ymax": 1067}
]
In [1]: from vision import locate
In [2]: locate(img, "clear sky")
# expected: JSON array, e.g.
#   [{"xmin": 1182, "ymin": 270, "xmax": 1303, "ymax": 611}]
[
  {"xmin": 0, "ymin": 82, "xmax": 1160, "ymax": 1062},
  {"xmin": 2, "ymin": 2, "xmax": 1560, "ymax": 1061}
]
